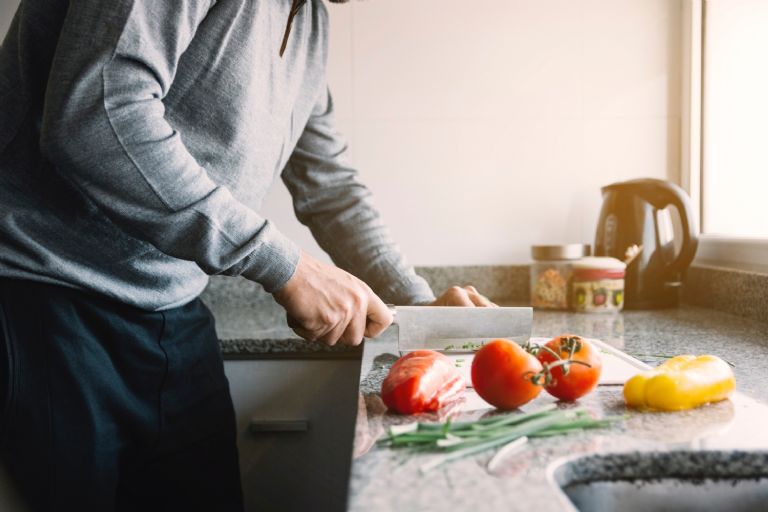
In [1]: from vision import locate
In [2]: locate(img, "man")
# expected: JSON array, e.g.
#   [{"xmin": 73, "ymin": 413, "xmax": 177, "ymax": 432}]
[{"xmin": 0, "ymin": 0, "xmax": 493, "ymax": 510}]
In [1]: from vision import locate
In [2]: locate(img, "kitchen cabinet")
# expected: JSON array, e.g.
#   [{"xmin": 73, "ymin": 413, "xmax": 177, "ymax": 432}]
[{"xmin": 224, "ymin": 356, "xmax": 361, "ymax": 512}]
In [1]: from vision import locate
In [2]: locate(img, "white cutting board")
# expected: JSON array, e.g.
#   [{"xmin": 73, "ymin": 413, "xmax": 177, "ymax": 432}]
[{"xmin": 446, "ymin": 337, "xmax": 651, "ymax": 388}]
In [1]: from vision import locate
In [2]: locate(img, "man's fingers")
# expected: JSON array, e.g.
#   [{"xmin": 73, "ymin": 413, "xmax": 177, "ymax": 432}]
[
  {"xmin": 287, "ymin": 312, "xmax": 344, "ymax": 346},
  {"xmin": 314, "ymin": 320, "xmax": 347, "ymax": 346},
  {"xmin": 290, "ymin": 325, "xmax": 316, "ymax": 342},
  {"xmin": 469, "ymin": 294, "xmax": 497, "ymax": 307},
  {"xmin": 286, "ymin": 314, "xmax": 318, "ymax": 342},
  {"xmin": 363, "ymin": 290, "xmax": 393, "ymax": 338},
  {"xmin": 429, "ymin": 285, "xmax": 497, "ymax": 307},
  {"xmin": 445, "ymin": 286, "xmax": 474, "ymax": 307},
  {"xmin": 339, "ymin": 311, "xmax": 366, "ymax": 346},
  {"xmin": 464, "ymin": 287, "xmax": 497, "ymax": 307},
  {"xmin": 286, "ymin": 314, "xmax": 300, "ymax": 330}
]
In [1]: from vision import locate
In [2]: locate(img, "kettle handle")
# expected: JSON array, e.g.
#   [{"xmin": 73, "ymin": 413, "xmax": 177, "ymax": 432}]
[{"xmin": 645, "ymin": 180, "xmax": 699, "ymax": 275}]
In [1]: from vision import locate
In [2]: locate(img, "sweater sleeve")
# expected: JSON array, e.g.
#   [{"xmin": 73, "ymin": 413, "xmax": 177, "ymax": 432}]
[
  {"xmin": 39, "ymin": 0, "xmax": 299, "ymax": 293},
  {"xmin": 282, "ymin": 87, "xmax": 436, "ymax": 305}
]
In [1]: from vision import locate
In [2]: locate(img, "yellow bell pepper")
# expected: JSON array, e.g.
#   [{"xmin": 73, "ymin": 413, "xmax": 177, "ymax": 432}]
[{"xmin": 623, "ymin": 355, "xmax": 735, "ymax": 411}]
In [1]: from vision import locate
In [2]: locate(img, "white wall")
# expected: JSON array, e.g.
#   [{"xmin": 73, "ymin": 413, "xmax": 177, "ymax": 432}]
[
  {"xmin": 264, "ymin": 0, "xmax": 682, "ymax": 265},
  {"xmin": 1, "ymin": 0, "xmax": 682, "ymax": 266}
]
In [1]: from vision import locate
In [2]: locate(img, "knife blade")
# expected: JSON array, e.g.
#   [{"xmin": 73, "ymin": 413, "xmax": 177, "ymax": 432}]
[{"xmin": 389, "ymin": 305, "xmax": 533, "ymax": 354}]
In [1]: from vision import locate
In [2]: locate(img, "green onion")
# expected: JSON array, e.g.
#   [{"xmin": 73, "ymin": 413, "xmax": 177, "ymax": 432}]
[
  {"xmin": 378, "ymin": 404, "xmax": 621, "ymax": 472},
  {"xmin": 486, "ymin": 436, "xmax": 528, "ymax": 472},
  {"xmin": 387, "ymin": 422, "xmax": 418, "ymax": 436}
]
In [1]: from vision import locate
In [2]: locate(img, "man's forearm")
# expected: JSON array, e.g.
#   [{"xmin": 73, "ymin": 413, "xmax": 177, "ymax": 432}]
[{"xmin": 282, "ymin": 88, "xmax": 435, "ymax": 305}]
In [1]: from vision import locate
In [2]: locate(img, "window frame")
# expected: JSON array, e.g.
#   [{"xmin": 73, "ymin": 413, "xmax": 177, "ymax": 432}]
[{"xmin": 681, "ymin": 0, "xmax": 768, "ymax": 269}]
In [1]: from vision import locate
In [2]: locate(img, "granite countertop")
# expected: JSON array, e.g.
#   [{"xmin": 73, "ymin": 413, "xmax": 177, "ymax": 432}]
[
  {"xmin": 219, "ymin": 336, "xmax": 362, "ymax": 359},
  {"xmin": 347, "ymin": 305, "xmax": 768, "ymax": 512}
]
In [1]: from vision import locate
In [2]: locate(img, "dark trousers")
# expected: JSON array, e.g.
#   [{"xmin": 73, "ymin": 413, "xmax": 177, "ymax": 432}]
[{"xmin": 0, "ymin": 279, "xmax": 243, "ymax": 511}]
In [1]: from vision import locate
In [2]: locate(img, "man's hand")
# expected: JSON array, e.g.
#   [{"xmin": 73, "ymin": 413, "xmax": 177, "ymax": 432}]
[
  {"xmin": 428, "ymin": 285, "xmax": 497, "ymax": 307},
  {"xmin": 273, "ymin": 251, "xmax": 393, "ymax": 346}
]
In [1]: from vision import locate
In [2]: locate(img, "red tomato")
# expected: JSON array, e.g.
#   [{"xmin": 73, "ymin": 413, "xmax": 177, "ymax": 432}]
[
  {"xmin": 381, "ymin": 350, "xmax": 466, "ymax": 415},
  {"xmin": 535, "ymin": 334, "xmax": 602, "ymax": 401},
  {"xmin": 471, "ymin": 339, "xmax": 543, "ymax": 410}
]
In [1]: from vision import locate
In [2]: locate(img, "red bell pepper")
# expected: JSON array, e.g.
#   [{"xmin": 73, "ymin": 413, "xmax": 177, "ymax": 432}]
[{"xmin": 381, "ymin": 350, "xmax": 466, "ymax": 415}]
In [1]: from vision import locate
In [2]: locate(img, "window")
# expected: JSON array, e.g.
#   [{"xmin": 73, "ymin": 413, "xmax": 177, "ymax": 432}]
[
  {"xmin": 702, "ymin": 0, "xmax": 768, "ymax": 238},
  {"xmin": 683, "ymin": 0, "xmax": 768, "ymax": 267}
]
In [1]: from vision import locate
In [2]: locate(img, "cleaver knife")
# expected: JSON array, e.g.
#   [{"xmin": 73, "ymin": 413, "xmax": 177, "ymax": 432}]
[{"xmin": 389, "ymin": 305, "xmax": 533, "ymax": 354}]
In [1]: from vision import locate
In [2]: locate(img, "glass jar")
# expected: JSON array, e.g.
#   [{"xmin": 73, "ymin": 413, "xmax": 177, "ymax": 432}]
[
  {"xmin": 530, "ymin": 244, "xmax": 591, "ymax": 310},
  {"xmin": 571, "ymin": 256, "xmax": 627, "ymax": 313}
]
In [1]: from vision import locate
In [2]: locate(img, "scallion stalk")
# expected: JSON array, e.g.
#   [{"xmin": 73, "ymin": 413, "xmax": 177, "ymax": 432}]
[{"xmin": 378, "ymin": 404, "xmax": 621, "ymax": 472}]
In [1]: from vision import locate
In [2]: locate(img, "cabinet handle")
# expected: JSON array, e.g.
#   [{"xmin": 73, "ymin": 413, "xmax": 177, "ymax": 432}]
[{"xmin": 248, "ymin": 418, "xmax": 309, "ymax": 433}]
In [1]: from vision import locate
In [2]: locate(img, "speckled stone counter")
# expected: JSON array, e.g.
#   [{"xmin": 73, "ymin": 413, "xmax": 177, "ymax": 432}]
[
  {"xmin": 220, "ymin": 337, "xmax": 362, "ymax": 359},
  {"xmin": 347, "ymin": 306, "xmax": 768, "ymax": 512}
]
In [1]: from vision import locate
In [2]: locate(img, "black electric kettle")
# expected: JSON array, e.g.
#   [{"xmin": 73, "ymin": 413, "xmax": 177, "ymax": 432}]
[{"xmin": 594, "ymin": 178, "xmax": 699, "ymax": 309}]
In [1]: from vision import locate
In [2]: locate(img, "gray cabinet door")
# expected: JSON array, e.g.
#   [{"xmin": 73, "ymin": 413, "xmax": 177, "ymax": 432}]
[{"xmin": 224, "ymin": 359, "xmax": 361, "ymax": 512}]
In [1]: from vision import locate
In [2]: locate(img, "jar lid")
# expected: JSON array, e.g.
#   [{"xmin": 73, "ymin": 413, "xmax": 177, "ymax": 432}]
[
  {"xmin": 573, "ymin": 256, "xmax": 627, "ymax": 270},
  {"xmin": 531, "ymin": 244, "xmax": 591, "ymax": 261}
]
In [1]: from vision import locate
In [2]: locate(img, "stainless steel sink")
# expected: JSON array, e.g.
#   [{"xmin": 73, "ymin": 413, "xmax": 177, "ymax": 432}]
[{"xmin": 548, "ymin": 451, "xmax": 768, "ymax": 512}]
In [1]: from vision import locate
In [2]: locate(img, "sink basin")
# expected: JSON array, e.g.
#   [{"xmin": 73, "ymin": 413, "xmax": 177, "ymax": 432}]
[{"xmin": 549, "ymin": 451, "xmax": 768, "ymax": 512}]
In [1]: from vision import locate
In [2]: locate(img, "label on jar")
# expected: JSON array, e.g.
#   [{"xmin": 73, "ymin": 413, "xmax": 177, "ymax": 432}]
[{"xmin": 571, "ymin": 278, "xmax": 624, "ymax": 312}]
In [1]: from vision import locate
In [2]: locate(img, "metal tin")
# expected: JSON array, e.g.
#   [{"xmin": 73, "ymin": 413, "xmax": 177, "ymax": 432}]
[{"xmin": 531, "ymin": 244, "xmax": 591, "ymax": 261}]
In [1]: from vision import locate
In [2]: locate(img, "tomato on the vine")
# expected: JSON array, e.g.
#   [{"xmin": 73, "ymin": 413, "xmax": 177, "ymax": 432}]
[
  {"xmin": 535, "ymin": 334, "xmax": 602, "ymax": 401},
  {"xmin": 471, "ymin": 339, "xmax": 543, "ymax": 410}
]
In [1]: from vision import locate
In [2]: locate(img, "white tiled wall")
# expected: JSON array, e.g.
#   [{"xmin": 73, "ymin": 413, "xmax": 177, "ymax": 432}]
[{"xmin": 263, "ymin": 0, "xmax": 683, "ymax": 267}]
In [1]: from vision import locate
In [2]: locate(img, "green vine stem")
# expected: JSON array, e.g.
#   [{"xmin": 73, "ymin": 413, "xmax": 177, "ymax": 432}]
[
  {"xmin": 523, "ymin": 335, "xmax": 591, "ymax": 387},
  {"xmin": 527, "ymin": 359, "xmax": 592, "ymax": 387}
]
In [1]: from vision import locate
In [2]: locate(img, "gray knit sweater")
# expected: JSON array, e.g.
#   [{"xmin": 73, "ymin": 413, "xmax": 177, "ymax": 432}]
[{"xmin": 0, "ymin": 0, "xmax": 434, "ymax": 310}]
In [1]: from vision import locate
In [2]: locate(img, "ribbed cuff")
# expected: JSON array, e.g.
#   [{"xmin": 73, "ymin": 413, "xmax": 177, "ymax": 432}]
[{"xmin": 240, "ymin": 221, "xmax": 301, "ymax": 293}]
